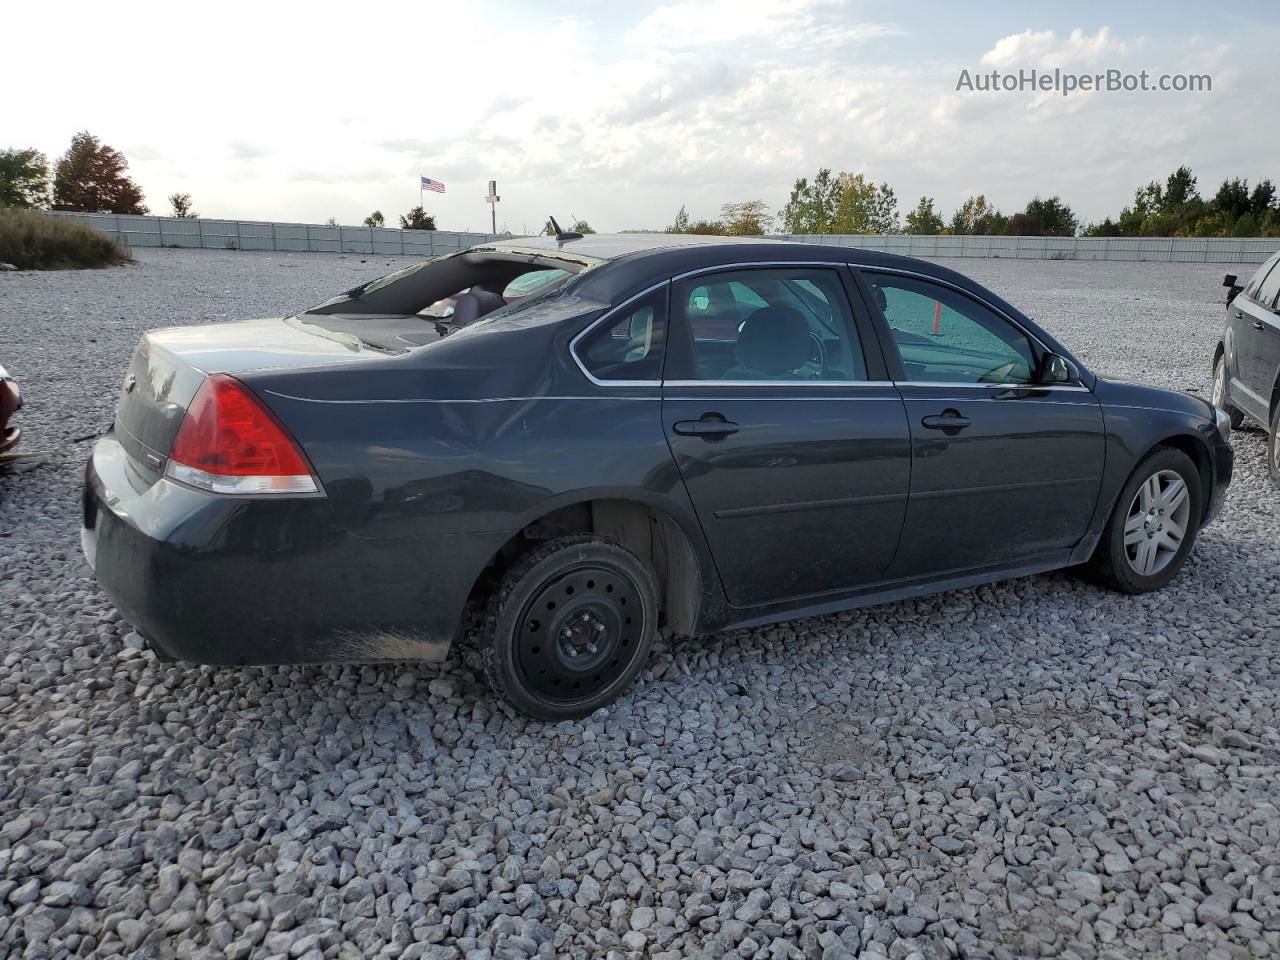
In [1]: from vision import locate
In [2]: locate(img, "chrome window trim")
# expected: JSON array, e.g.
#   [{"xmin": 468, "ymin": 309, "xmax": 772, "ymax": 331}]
[
  {"xmin": 568, "ymin": 280, "xmax": 670, "ymax": 387},
  {"xmin": 672, "ymin": 260, "xmax": 848, "ymax": 281},
  {"xmin": 895, "ymin": 381, "xmax": 1092, "ymax": 392},
  {"xmin": 570, "ymin": 262, "xmax": 1091, "ymax": 393},
  {"xmin": 904, "ymin": 397, "xmax": 1097, "ymax": 407},
  {"xmin": 662, "ymin": 379, "xmax": 894, "ymax": 388},
  {"xmin": 660, "ymin": 395, "xmax": 904, "ymax": 402}
]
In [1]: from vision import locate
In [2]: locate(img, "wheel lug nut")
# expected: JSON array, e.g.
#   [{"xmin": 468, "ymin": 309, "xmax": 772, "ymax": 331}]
[{"xmin": 586, "ymin": 643, "xmax": 598, "ymax": 654}]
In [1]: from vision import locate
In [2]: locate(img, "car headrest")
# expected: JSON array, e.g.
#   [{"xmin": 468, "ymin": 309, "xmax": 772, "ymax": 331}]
[
  {"xmin": 452, "ymin": 288, "xmax": 505, "ymax": 326},
  {"xmin": 734, "ymin": 307, "xmax": 811, "ymax": 375}
]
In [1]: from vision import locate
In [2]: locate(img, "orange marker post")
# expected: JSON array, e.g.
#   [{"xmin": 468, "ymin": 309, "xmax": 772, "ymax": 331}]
[{"xmin": 931, "ymin": 300, "xmax": 942, "ymax": 336}]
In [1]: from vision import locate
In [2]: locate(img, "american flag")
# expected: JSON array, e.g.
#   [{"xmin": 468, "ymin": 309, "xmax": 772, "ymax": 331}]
[{"xmin": 420, "ymin": 177, "xmax": 445, "ymax": 194}]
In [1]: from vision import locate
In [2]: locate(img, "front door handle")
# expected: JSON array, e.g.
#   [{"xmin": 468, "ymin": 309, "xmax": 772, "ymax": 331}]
[
  {"xmin": 1253, "ymin": 320, "xmax": 1266, "ymax": 331},
  {"xmin": 1234, "ymin": 309, "xmax": 1244, "ymax": 319},
  {"xmin": 673, "ymin": 416, "xmax": 740, "ymax": 438},
  {"xmin": 921, "ymin": 411, "xmax": 972, "ymax": 431}
]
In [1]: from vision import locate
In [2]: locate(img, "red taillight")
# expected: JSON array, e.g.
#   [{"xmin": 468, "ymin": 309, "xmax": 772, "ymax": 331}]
[{"xmin": 166, "ymin": 374, "xmax": 318, "ymax": 495}]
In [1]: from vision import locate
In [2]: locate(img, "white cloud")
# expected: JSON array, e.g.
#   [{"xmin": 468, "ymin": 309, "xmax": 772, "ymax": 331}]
[
  {"xmin": 627, "ymin": 0, "xmax": 902, "ymax": 51},
  {"xmin": 6, "ymin": 2, "xmax": 1274, "ymax": 232},
  {"xmin": 981, "ymin": 26, "xmax": 1136, "ymax": 68}
]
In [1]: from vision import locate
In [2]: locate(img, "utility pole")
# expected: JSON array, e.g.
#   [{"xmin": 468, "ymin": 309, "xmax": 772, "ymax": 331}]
[{"xmin": 485, "ymin": 180, "xmax": 500, "ymax": 236}]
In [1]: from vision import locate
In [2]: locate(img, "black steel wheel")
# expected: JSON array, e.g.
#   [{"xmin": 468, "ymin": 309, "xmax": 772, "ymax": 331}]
[{"xmin": 482, "ymin": 535, "xmax": 658, "ymax": 720}]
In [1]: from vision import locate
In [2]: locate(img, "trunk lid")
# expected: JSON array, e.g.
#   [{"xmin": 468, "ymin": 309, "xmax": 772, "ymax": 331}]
[{"xmin": 113, "ymin": 315, "xmax": 426, "ymax": 483}]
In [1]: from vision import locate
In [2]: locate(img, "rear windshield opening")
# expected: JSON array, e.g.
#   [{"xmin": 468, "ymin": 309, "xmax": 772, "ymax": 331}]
[{"xmin": 308, "ymin": 253, "xmax": 585, "ymax": 327}]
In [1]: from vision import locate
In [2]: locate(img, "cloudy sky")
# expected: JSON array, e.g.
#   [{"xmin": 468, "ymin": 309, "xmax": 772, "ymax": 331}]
[{"xmin": 10, "ymin": 1, "xmax": 1277, "ymax": 233}]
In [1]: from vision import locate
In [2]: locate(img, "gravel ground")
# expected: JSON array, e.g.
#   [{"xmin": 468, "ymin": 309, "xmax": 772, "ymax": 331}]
[{"xmin": 2, "ymin": 248, "xmax": 1279, "ymax": 960}]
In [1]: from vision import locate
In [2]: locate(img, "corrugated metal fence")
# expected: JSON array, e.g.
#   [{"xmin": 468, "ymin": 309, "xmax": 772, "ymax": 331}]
[
  {"xmin": 47, "ymin": 211, "xmax": 503, "ymax": 257},
  {"xmin": 771, "ymin": 233, "xmax": 1279, "ymax": 264},
  {"xmin": 48, "ymin": 212, "xmax": 1279, "ymax": 263}
]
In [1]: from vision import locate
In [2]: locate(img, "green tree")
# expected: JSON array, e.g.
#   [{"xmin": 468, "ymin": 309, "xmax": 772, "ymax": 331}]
[
  {"xmin": 168, "ymin": 192, "xmax": 197, "ymax": 218},
  {"xmin": 1161, "ymin": 165, "xmax": 1199, "ymax": 212},
  {"xmin": 903, "ymin": 196, "xmax": 945, "ymax": 234},
  {"xmin": 720, "ymin": 200, "xmax": 771, "ymax": 235},
  {"xmin": 571, "ymin": 219, "xmax": 595, "ymax": 234},
  {"xmin": 52, "ymin": 132, "xmax": 147, "ymax": 214},
  {"xmin": 399, "ymin": 206, "xmax": 436, "ymax": 230},
  {"xmin": 363, "ymin": 210, "xmax": 385, "ymax": 228},
  {"xmin": 325, "ymin": 217, "xmax": 338, "ymax": 226},
  {"xmin": 831, "ymin": 173, "xmax": 898, "ymax": 234},
  {"xmin": 667, "ymin": 205, "xmax": 692, "ymax": 233},
  {"xmin": 1250, "ymin": 180, "xmax": 1276, "ymax": 219},
  {"xmin": 949, "ymin": 195, "xmax": 1005, "ymax": 235},
  {"xmin": 1212, "ymin": 178, "xmax": 1251, "ymax": 221},
  {"xmin": 780, "ymin": 168, "xmax": 839, "ymax": 234},
  {"xmin": 1020, "ymin": 195, "xmax": 1077, "ymax": 236},
  {"xmin": 687, "ymin": 219, "xmax": 726, "ymax": 235},
  {"xmin": 0, "ymin": 148, "xmax": 50, "ymax": 209}
]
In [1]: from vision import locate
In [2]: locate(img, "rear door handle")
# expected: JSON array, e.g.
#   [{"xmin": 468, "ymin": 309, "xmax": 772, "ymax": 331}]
[
  {"xmin": 673, "ymin": 417, "xmax": 740, "ymax": 438},
  {"xmin": 1253, "ymin": 320, "xmax": 1266, "ymax": 331},
  {"xmin": 921, "ymin": 412, "xmax": 971, "ymax": 431}
]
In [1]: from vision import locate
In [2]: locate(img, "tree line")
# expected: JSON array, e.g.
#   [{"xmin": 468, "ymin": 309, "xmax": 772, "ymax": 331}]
[
  {"xmin": 669, "ymin": 165, "xmax": 1280, "ymax": 238},
  {"xmin": 0, "ymin": 133, "xmax": 441, "ymax": 230},
  {"xmin": 7, "ymin": 135, "xmax": 1278, "ymax": 239}
]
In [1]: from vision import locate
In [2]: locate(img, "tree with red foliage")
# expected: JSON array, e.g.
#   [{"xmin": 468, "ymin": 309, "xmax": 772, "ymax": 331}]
[{"xmin": 52, "ymin": 132, "xmax": 148, "ymax": 214}]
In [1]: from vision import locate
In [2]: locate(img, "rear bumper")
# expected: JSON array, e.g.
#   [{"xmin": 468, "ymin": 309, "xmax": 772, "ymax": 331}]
[
  {"xmin": 1205, "ymin": 438, "xmax": 1233, "ymax": 525},
  {"xmin": 83, "ymin": 434, "xmax": 504, "ymax": 665}
]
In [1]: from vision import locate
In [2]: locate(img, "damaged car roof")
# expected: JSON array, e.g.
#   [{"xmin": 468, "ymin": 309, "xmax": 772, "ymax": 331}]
[{"xmin": 473, "ymin": 232, "xmax": 781, "ymax": 262}]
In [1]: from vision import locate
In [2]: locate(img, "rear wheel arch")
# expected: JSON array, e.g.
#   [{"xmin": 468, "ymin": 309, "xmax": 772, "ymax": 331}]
[{"xmin": 469, "ymin": 497, "xmax": 708, "ymax": 637}]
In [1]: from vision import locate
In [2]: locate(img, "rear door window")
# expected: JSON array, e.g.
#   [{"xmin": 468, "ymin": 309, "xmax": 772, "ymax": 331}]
[
  {"xmin": 575, "ymin": 290, "xmax": 667, "ymax": 382},
  {"xmin": 674, "ymin": 268, "xmax": 868, "ymax": 381}
]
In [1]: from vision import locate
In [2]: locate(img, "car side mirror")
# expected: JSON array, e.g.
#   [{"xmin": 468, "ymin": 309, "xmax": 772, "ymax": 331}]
[
  {"xmin": 1038, "ymin": 352, "xmax": 1079, "ymax": 385},
  {"xmin": 1223, "ymin": 273, "xmax": 1242, "ymax": 305}
]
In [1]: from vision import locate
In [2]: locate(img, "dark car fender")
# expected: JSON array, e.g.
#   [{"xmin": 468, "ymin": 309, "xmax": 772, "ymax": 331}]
[{"xmin": 1070, "ymin": 378, "xmax": 1227, "ymax": 564}]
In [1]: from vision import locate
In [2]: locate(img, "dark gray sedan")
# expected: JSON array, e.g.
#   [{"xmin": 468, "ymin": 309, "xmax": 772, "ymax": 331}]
[{"xmin": 84, "ymin": 234, "xmax": 1233, "ymax": 719}]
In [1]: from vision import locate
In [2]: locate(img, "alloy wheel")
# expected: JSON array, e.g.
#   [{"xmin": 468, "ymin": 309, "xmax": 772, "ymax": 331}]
[
  {"xmin": 1211, "ymin": 362, "xmax": 1226, "ymax": 409},
  {"xmin": 1123, "ymin": 469, "xmax": 1192, "ymax": 577}
]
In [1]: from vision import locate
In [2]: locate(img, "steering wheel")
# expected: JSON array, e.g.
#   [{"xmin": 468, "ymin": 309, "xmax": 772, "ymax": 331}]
[{"xmin": 803, "ymin": 332, "xmax": 826, "ymax": 378}]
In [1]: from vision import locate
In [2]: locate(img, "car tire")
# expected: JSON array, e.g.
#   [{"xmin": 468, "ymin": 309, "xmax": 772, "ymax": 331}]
[
  {"xmin": 1211, "ymin": 355, "xmax": 1246, "ymax": 430},
  {"xmin": 1088, "ymin": 447, "xmax": 1203, "ymax": 594},
  {"xmin": 481, "ymin": 534, "xmax": 658, "ymax": 720},
  {"xmin": 1268, "ymin": 405, "xmax": 1280, "ymax": 490}
]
